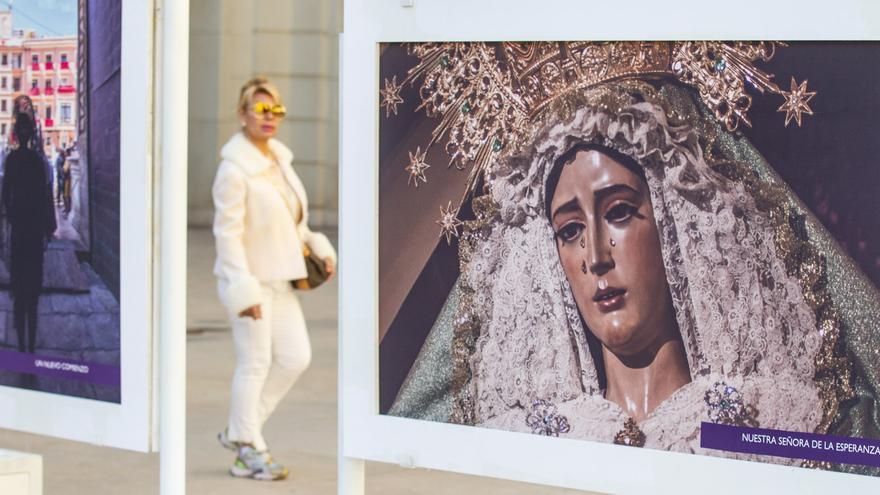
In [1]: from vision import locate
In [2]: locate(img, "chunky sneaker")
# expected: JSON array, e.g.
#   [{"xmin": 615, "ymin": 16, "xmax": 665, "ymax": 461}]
[
  {"xmin": 229, "ymin": 445, "xmax": 289, "ymax": 481},
  {"xmin": 217, "ymin": 428, "xmax": 239, "ymax": 452}
]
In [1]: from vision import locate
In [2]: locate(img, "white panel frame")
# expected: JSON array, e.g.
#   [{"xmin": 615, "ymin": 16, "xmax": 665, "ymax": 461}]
[
  {"xmin": 0, "ymin": 0, "xmax": 155, "ymax": 452},
  {"xmin": 339, "ymin": 0, "xmax": 880, "ymax": 492}
]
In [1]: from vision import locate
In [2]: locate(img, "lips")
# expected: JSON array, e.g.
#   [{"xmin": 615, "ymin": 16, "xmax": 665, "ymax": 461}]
[
  {"xmin": 593, "ymin": 286, "xmax": 626, "ymax": 312},
  {"xmin": 260, "ymin": 124, "xmax": 275, "ymax": 132}
]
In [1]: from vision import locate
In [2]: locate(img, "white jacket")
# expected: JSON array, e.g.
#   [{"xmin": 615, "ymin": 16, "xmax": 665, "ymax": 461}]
[{"xmin": 212, "ymin": 132, "xmax": 336, "ymax": 314}]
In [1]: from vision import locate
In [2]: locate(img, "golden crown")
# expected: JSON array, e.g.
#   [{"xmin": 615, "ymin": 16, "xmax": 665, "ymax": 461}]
[{"xmin": 381, "ymin": 41, "xmax": 816, "ymax": 242}]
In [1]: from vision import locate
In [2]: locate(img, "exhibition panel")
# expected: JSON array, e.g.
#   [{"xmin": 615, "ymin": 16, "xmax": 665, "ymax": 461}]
[
  {"xmin": 0, "ymin": 0, "xmax": 155, "ymax": 452},
  {"xmin": 340, "ymin": 1, "xmax": 880, "ymax": 493}
]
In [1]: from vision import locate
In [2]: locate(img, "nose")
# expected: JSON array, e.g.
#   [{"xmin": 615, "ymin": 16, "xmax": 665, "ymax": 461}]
[{"xmin": 585, "ymin": 224, "xmax": 615, "ymax": 276}]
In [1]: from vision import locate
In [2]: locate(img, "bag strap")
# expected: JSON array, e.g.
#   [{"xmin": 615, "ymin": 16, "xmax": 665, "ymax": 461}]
[{"xmin": 265, "ymin": 158, "xmax": 308, "ymax": 255}]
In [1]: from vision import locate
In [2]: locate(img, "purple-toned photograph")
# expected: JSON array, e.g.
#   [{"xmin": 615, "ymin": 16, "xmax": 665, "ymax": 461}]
[
  {"xmin": 378, "ymin": 41, "xmax": 880, "ymax": 476},
  {"xmin": 0, "ymin": 0, "xmax": 120, "ymax": 402}
]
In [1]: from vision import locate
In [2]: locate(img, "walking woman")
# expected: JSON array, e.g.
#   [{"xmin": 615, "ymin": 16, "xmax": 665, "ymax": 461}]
[
  {"xmin": 212, "ymin": 77, "xmax": 336, "ymax": 481},
  {"xmin": 1, "ymin": 95, "xmax": 56, "ymax": 353}
]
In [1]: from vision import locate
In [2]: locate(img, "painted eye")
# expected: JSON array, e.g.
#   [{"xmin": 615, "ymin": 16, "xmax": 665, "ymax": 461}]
[
  {"xmin": 555, "ymin": 223, "xmax": 583, "ymax": 243},
  {"xmin": 605, "ymin": 203, "xmax": 637, "ymax": 223}
]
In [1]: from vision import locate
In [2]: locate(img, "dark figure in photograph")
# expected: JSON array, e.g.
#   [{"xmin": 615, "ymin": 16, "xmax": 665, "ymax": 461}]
[
  {"xmin": 54, "ymin": 147, "xmax": 67, "ymax": 205},
  {"xmin": 2, "ymin": 95, "xmax": 56, "ymax": 353},
  {"xmin": 61, "ymin": 146, "xmax": 73, "ymax": 214}
]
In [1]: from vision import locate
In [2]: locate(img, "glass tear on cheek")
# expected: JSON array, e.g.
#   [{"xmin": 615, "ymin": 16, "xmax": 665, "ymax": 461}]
[
  {"xmin": 580, "ymin": 236, "xmax": 586, "ymax": 249},
  {"xmin": 581, "ymin": 260, "xmax": 588, "ymax": 274}
]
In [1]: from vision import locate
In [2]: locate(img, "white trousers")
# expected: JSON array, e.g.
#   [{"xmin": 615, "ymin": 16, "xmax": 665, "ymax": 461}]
[{"xmin": 219, "ymin": 279, "xmax": 312, "ymax": 452}]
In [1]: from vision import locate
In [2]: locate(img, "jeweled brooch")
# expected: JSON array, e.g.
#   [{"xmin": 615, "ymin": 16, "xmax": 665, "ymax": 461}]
[
  {"xmin": 525, "ymin": 399, "xmax": 571, "ymax": 437},
  {"xmin": 705, "ymin": 381, "xmax": 759, "ymax": 427}
]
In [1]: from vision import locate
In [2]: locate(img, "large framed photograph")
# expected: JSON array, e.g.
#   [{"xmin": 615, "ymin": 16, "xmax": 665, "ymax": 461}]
[
  {"xmin": 0, "ymin": 0, "xmax": 154, "ymax": 451},
  {"xmin": 341, "ymin": 0, "xmax": 880, "ymax": 492}
]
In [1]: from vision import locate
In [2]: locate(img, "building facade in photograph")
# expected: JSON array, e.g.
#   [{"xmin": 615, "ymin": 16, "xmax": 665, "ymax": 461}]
[{"xmin": 0, "ymin": 10, "xmax": 77, "ymax": 157}]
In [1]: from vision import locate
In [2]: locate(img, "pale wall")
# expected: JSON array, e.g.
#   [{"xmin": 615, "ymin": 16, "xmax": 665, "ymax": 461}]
[{"xmin": 188, "ymin": 0, "xmax": 341, "ymax": 227}]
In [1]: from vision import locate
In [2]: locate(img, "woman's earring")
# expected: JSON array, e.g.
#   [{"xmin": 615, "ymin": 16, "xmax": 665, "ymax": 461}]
[
  {"xmin": 610, "ymin": 238, "xmax": 616, "ymax": 247},
  {"xmin": 581, "ymin": 260, "xmax": 588, "ymax": 274}
]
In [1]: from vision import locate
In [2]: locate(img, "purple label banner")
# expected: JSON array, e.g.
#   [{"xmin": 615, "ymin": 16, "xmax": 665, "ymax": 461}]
[
  {"xmin": 701, "ymin": 422, "xmax": 880, "ymax": 468},
  {"xmin": 0, "ymin": 348, "xmax": 120, "ymax": 387}
]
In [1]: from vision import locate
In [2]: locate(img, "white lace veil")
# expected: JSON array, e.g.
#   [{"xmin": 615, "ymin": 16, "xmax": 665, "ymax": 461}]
[{"xmin": 453, "ymin": 81, "xmax": 856, "ymax": 441}]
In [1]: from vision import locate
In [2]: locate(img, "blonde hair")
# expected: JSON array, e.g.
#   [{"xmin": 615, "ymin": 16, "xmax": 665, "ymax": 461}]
[{"xmin": 238, "ymin": 76, "xmax": 282, "ymax": 113}]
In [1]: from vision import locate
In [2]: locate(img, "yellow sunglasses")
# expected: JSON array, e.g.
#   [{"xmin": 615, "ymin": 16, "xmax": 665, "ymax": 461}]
[{"xmin": 251, "ymin": 102, "xmax": 287, "ymax": 117}]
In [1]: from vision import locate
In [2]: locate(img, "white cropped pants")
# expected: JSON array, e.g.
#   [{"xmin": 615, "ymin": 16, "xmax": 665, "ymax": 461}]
[{"xmin": 219, "ymin": 279, "xmax": 312, "ymax": 452}]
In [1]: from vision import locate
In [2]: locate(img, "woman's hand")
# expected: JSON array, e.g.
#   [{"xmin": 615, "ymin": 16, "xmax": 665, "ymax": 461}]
[
  {"xmin": 324, "ymin": 257, "xmax": 336, "ymax": 280},
  {"xmin": 239, "ymin": 304, "xmax": 262, "ymax": 320}
]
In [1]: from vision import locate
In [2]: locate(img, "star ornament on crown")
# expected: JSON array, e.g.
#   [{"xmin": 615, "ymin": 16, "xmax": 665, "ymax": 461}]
[
  {"xmin": 380, "ymin": 75, "xmax": 404, "ymax": 118},
  {"xmin": 381, "ymin": 41, "xmax": 817, "ymax": 244},
  {"xmin": 778, "ymin": 76, "xmax": 816, "ymax": 127},
  {"xmin": 436, "ymin": 201, "xmax": 463, "ymax": 245},
  {"xmin": 405, "ymin": 146, "xmax": 430, "ymax": 187}
]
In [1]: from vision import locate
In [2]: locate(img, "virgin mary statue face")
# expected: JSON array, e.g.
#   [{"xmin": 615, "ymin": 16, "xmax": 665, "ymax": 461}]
[{"xmin": 549, "ymin": 149, "xmax": 676, "ymax": 358}]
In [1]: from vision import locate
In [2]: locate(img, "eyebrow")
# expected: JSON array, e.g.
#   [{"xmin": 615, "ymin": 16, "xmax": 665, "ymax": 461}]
[
  {"xmin": 551, "ymin": 197, "xmax": 580, "ymax": 221},
  {"xmin": 594, "ymin": 183, "xmax": 640, "ymax": 203}
]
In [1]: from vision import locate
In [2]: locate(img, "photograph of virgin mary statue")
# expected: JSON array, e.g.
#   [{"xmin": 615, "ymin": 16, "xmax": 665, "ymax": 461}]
[{"xmin": 377, "ymin": 41, "xmax": 880, "ymax": 476}]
